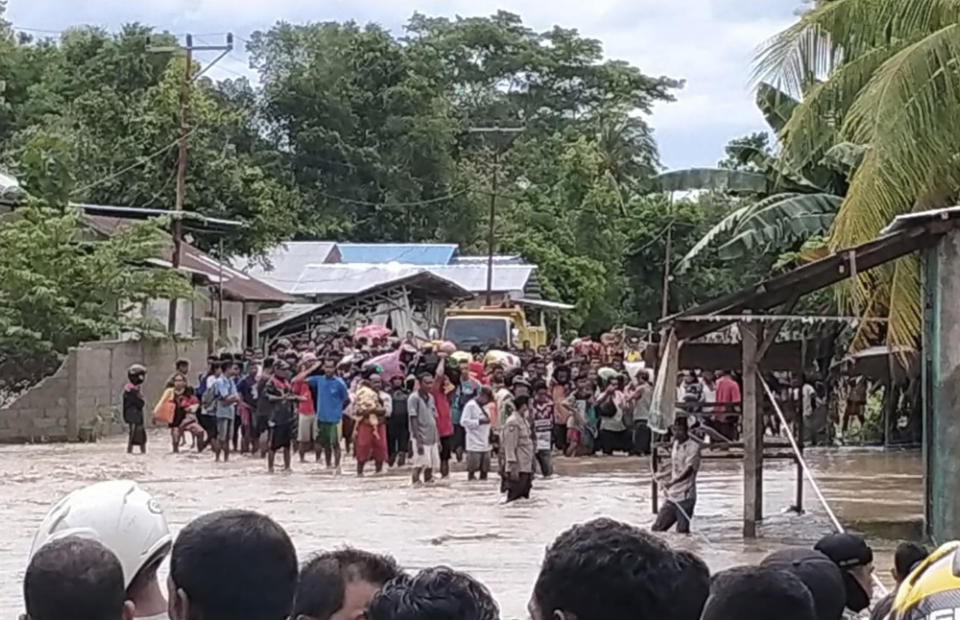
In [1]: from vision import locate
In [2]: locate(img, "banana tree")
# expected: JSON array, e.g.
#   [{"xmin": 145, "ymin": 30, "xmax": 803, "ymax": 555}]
[{"xmin": 647, "ymin": 83, "xmax": 853, "ymax": 272}]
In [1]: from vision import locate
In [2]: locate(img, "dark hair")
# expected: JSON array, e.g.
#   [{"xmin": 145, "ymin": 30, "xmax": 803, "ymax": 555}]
[
  {"xmin": 368, "ymin": 567, "xmax": 498, "ymax": 620},
  {"xmin": 262, "ymin": 356, "xmax": 275, "ymax": 370},
  {"xmin": 25, "ymin": 536, "xmax": 126, "ymax": 620},
  {"xmin": 533, "ymin": 518, "xmax": 680, "ymax": 620},
  {"xmin": 176, "ymin": 358, "xmax": 190, "ymax": 368},
  {"xmin": 701, "ymin": 566, "xmax": 816, "ymax": 620},
  {"xmin": 531, "ymin": 379, "xmax": 547, "ymax": 393},
  {"xmin": 170, "ymin": 509, "xmax": 298, "ymax": 620},
  {"xmin": 673, "ymin": 550, "xmax": 711, "ymax": 620},
  {"xmin": 894, "ymin": 541, "xmax": 929, "ymax": 580},
  {"xmin": 514, "ymin": 394, "xmax": 530, "ymax": 410},
  {"xmin": 478, "ymin": 386, "xmax": 495, "ymax": 400},
  {"xmin": 220, "ymin": 360, "xmax": 237, "ymax": 373},
  {"xmin": 293, "ymin": 548, "xmax": 400, "ymax": 620}
]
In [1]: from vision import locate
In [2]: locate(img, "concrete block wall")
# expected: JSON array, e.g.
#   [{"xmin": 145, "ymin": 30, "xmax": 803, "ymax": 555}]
[
  {"xmin": 0, "ymin": 362, "xmax": 70, "ymax": 442},
  {"xmin": 0, "ymin": 338, "xmax": 209, "ymax": 443}
]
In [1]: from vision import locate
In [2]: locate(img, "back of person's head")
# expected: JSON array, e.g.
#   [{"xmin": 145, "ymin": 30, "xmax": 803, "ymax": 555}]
[
  {"xmin": 29, "ymin": 480, "xmax": 171, "ymax": 600},
  {"xmin": 761, "ymin": 548, "xmax": 845, "ymax": 620},
  {"xmin": 672, "ymin": 550, "xmax": 710, "ymax": 620},
  {"xmin": 293, "ymin": 548, "xmax": 400, "ymax": 620},
  {"xmin": 814, "ymin": 532, "xmax": 874, "ymax": 613},
  {"xmin": 169, "ymin": 510, "xmax": 297, "ymax": 620},
  {"xmin": 701, "ymin": 566, "xmax": 816, "ymax": 620},
  {"xmin": 531, "ymin": 518, "xmax": 680, "ymax": 620},
  {"xmin": 894, "ymin": 541, "xmax": 929, "ymax": 582},
  {"xmin": 367, "ymin": 567, "xmax": 498, "ymax": 620},
  {"xmin": 25, "ymin": 536, "xmax": 132, "ymax": 620}
]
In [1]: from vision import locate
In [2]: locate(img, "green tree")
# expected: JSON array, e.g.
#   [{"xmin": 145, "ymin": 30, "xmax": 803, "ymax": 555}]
[
  {"xmin": 754, "ymin": 0, "xmax": 960, "ymax": 349},
  {"xmin": 0, "ymin": 136, "xmax": 190, "ymax": 384},
  {"xmin": 648, "ymin": 83, "xmax": 848, "ymax": 272},
  {"xmin": 2, "ymin": 25, "xmax": 302, "ymax": 256}
]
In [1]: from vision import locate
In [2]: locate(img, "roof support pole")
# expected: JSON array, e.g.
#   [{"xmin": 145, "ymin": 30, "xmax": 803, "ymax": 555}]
[{"xmin": 742, "ymin": 320, "xmax": 764, "ymax": 538}]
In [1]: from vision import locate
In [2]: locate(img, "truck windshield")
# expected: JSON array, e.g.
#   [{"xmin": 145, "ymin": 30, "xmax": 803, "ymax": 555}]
[{"xmin": 443, "ymin": 318, "xmax": 509, "ymax": 350}]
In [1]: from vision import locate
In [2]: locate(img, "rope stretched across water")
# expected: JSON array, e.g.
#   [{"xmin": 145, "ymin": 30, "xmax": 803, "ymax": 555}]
[{"xmin": 759, "ymin": 376, "xmax": 889, "ymax": 597}]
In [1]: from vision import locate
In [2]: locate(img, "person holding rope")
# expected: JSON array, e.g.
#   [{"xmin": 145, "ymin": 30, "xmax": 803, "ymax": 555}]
[{"xmin": 652, "ymin": 416, "xmax": 701, "ymax": 535}]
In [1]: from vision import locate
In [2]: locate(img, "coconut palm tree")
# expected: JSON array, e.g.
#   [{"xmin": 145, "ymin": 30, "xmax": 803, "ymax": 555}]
[{"xmin": 755, "ymin": 0, "xmax": 960, "ymax": 349}]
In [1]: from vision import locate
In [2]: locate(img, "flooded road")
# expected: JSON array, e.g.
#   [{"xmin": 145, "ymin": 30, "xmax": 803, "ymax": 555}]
[{"xmin": 0, "ymin": 432, "xmax": 921, "ymax": 617}]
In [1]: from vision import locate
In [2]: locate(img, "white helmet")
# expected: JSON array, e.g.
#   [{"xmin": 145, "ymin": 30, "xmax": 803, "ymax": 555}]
[{"xmin": 29, "ymin": 480, "xmax": 171, "ymax": 589}]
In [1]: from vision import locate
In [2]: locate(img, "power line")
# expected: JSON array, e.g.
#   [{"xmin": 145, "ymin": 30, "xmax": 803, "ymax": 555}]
[
  {"xmin": 315, "ymin": 188, "xmax": 469, "ymax": 208},
  {"xmin": 70, "ymin": 132, "xmax": 191, "ymax": 197},
  {"xmin": 11, "ymin": 26, "xmax": 64, "ymax": 35}
]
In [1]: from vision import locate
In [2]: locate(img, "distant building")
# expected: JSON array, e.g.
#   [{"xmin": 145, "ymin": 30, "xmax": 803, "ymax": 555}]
[{"xmin": 244, "ymin": 241, "xmax": 556, "ymax": 344}]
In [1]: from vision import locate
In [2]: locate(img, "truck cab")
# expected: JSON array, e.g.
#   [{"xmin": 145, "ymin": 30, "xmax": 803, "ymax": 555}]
[{"xmin": 441, "ymin": 306, "xmax": 546, "ymax": 351}]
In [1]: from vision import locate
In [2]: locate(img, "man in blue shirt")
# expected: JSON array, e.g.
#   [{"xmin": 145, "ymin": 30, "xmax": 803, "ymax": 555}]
[
  {"xmin": 295, "ymin": 358, "xmax": 349, "ymax": 470},
  {"xmin": 213, "ymin": 360, "xmax": 241, "ymax": 463}
]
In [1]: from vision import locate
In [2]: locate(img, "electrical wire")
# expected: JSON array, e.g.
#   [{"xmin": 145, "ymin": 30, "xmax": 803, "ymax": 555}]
[
  {"xmin": 316, "ymin": 188, "xmax": 469, "ymax": 207},
  {"xmin": 760, "ymin": 376, "xmax": 889, "ymax": 597},
  {"xmin": 70, "ymin": 132, "xmax": 191, "ymax": 197}
]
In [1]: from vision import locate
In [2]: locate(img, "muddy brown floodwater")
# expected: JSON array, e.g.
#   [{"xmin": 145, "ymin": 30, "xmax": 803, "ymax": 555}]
[{"xmin": 0, "ymin": 431, "xmax": 922, "ymax": 617}]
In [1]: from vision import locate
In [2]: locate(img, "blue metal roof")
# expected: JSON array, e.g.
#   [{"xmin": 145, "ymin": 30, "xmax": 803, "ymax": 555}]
[{"xmin": 336, "ymin": 243, "xmax": 458, "ymax": 265}]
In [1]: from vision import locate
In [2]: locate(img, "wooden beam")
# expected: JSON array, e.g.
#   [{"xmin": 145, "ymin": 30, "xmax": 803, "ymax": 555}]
[
  {"xmin": 741, "ymin": 320, "xmax": 763, "ymax": 538},
  {"xmin": 756, "ymin": 295, "xmax": 800, "ymax": 360},
  {"xmin": 669, "ymin": 226, "xmax": 936, "ymax": 340}
]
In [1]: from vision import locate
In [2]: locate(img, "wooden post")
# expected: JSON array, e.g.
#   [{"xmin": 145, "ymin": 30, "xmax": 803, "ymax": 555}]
[
  {"xmin": 795, "ymin": 407, "xmax": 805, "ymax": 513},
  {"xmin": 741, "ymin": 320, "xmax": 763, "ymax": 537},
  {"xmin": 651, "ymin": 437, "xmax": 660, "ymax": 514}
]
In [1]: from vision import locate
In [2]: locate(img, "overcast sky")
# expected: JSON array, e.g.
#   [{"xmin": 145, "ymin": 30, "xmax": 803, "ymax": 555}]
[{"xmin": 8, "ymin": 0, "xmax": 801, "ymax": 170}]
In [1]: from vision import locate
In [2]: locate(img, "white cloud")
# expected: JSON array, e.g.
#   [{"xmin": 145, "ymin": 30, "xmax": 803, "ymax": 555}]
[{"xmin": 8, "ymin": 0, "xmax": 802, "ymax": 167}]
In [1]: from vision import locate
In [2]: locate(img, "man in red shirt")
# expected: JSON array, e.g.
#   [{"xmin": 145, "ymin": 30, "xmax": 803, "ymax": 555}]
[
  {"xmin": 714, "ymin": 370, "xmax": 742, "ymax": 440},
  {"xmin": 293, "ymin": 356, "xmax": 317, "ymax": 463}
]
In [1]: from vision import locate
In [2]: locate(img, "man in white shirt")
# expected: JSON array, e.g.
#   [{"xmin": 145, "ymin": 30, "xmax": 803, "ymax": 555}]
[
  {"xmin": 652, "ymin": 416, "xmax": 701, "ymax": 534},
  {"xmin": 459, "ymin": 386, "xmax": 494, "ymax": 481}
]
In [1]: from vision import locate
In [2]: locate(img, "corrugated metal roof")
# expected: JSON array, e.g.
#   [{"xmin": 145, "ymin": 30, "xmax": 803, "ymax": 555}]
[
  {"xmin": 273, "ymin": 263, "xmax": 470, "ymax": 299},
  {"xmin": 337, "ymin": 243, "xmax": 458, "ymax": 265},
  {"xmin": 428, "ymin": 264, "xmax": 535, "ymax": 293},
  {"xmin": 84, "ymin": 215, "xmax": 293, "ymax": 303},
  {"xmin": 240, "ymin": 242, "xmax": 340, "ymax": 287},
  {"xmin": 452, "ymin": 255, "xmax": 524, "ymax": 265}
]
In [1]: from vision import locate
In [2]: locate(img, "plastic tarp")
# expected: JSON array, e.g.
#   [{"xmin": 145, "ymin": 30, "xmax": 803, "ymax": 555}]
[{"xmin": 648, "ymin": 330, "xmax": 680, "ymax": 434}]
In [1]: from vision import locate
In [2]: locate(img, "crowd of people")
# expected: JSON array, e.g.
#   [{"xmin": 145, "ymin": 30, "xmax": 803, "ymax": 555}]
[
  {"xmin": 22, "ymin": 479, "xmax": 942, "ymax": 620},
  {"xmin": 123, "ymin": 331, "xmax": 674, "ymax": 493}
]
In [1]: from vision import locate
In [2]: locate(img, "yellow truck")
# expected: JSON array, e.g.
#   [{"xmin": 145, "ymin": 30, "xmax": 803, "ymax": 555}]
[{"xmin": 441, "ymin": 306, "xmax": 548, "ymax": 350}]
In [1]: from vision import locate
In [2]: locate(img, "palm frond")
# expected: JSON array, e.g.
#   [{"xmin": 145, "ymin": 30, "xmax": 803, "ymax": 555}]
[
  {"xmin": 778, "ymin": 45, "xmax": 896, "ymax": 171},
  {"xmin": 753, "ymin": 0, "xmax": 960, "ymax": 96},
  {"xmin": 675, "ymin": 200, "xmax": 757, "ymax": 273},
  {"xmin": 676, "ymin": 193, "xmax": 839, "ymax": 270},
  {"xmin": 647, "ymin": 168, "xmax": 769, "ymax": 194},
  {"xmin": 733, "ymin": 193, "xmax": 841, "ymax": 234},
  {"xmin": 833, "ymin": 23, "xmax": 960, "ymax": 249},
  {"xmin": 821, "ymin": 142, "xmax": 868, "ymax": 177},
  {"xmin": 756, "ymin": 82, "xmax": 800, "ymax": 134},
  {"xmin": 886, "ymin": 254, "xmax": 923, "ymax": 350},
  {"xmin": 718, "ymin": 211, "xmax": 837, "ymax": 260}
]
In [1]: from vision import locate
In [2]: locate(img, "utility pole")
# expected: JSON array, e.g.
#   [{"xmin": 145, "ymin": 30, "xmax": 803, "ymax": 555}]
[
  {"xmin": 660, "ymin": 194, "xmax": 674, "ymax": 319},
  {"xmin": 486, "ymin": 150, "xmax": 499, "ymax": 306},
  {"xmin": 147, "ymin": 33, "xmax": 233, "ymax": 333},
  {"xmin": 468, "ymin": 126, "xmax": 524, "ymax": 306}
]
